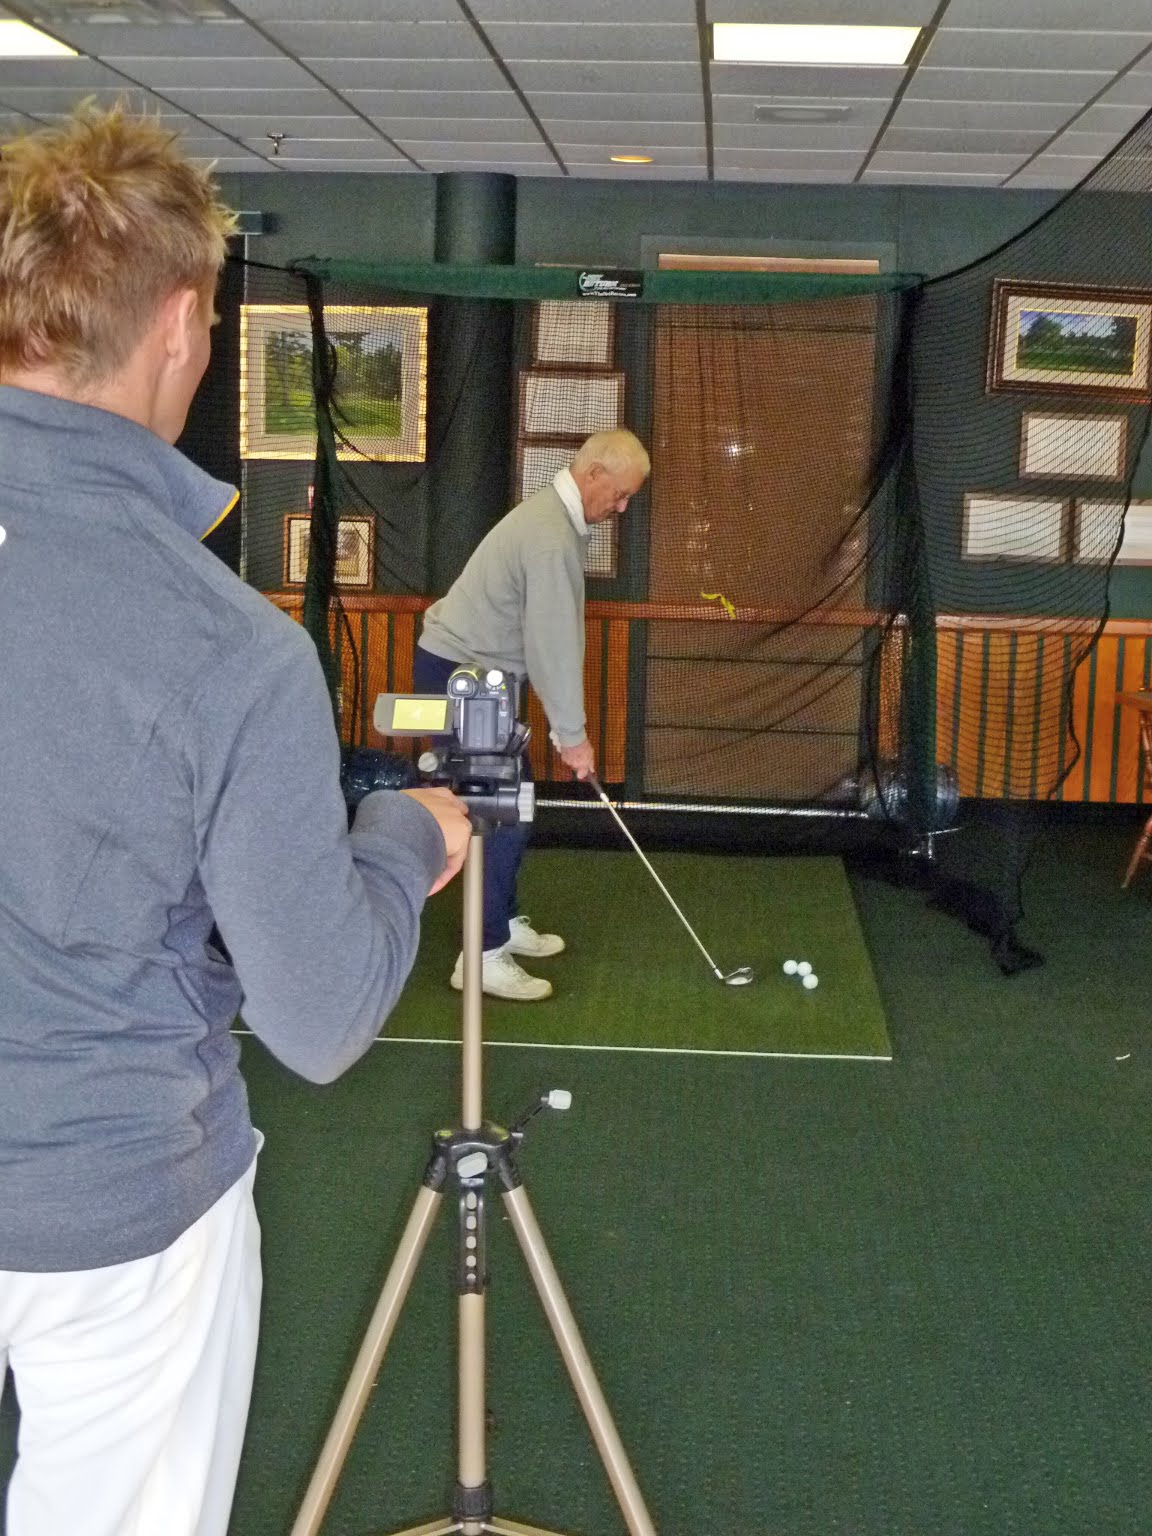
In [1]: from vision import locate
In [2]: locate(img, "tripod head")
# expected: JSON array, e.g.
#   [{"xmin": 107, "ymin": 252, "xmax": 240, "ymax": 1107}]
[{"xmin": 373, "ymin": 664, "xmax": 533, "ymax": 828}]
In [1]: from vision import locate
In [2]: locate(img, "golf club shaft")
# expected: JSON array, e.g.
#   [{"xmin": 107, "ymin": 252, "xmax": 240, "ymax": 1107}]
[{"xmin": 588, "ymin": 774, "xmax": 721, "ymax": 977}]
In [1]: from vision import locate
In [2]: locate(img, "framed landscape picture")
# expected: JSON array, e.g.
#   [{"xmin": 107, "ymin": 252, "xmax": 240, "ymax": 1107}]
[
  {"xmin": 241, "ymin": 304, "xmax": 427, "ymax": 461},
  {"xmin": 987, "ymin": 280, "xmax": 1152, "ymax": 400},
  {"xmin": 1019, "ymin": 411, "xmax": 1129, "ymax": 480},
  {"xmin": 961, "ymin": 492, "xmax": 1069, "ymax": 563},
  {"xmin": 1073, "ymin": 498, "xmax": 1152, "ymax": 566},
  {"xmin": 284, "ymin": 513, "xmax": 374, "ymax": 588}
]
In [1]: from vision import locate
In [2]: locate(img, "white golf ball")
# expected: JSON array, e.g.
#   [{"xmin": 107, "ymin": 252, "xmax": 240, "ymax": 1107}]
[
  {"xmin": 796, "ymin": 961, "xmax": 813, "ymax": 977},
  {"xmin": 782, "ymin": 959, "xmax": 798, "ymax": 975},
  {"xmin": 802, "ymin": 973, "xmax": 819, "ymax": 990}
]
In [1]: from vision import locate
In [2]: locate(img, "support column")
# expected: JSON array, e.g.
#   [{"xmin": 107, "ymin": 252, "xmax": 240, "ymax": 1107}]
[{"xmin": 428, "ymin": 173, "xmax": 518, "ymax": 593}]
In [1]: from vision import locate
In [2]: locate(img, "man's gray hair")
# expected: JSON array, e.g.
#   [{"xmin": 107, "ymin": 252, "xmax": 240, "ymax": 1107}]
[{"xmin": 571, "ymin": 429, "xmax": 650, "ymax": 479}]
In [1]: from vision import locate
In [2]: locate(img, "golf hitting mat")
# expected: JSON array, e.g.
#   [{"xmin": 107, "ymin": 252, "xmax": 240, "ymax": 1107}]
[{"xmin": 385, "ymin": 849, "xmax": 892, "ymax": 1060}]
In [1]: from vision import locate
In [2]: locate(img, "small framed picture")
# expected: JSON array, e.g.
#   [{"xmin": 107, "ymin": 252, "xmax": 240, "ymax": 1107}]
[
  {"xmin": 532, "ymin": 301, "xmax": 615, "ymax": 366},
  {"xmin": 961, "ymin": 493, "xmax": 1069, "ymax": 563},
  {"xmin": 987, "ymin": 280, "xmax": 1152, "ymax": 400},
  {"xmin": 520, "ymin": 370, "xmax": 624, "ymax": 438},
  {"xmin": 241, "ymin": 304, "xmax": 427, "ymax": 461},
  {"xmin": 1074, "ymin": 498, "xmax": 1152, "ymax": 566},
  {"xmin": 1019, "ymin": 411, "xmax": 1129, "ymax": 480},
  {"xmin": 284, "ymin": 514, "xmax": 374, "ymax": 588}
]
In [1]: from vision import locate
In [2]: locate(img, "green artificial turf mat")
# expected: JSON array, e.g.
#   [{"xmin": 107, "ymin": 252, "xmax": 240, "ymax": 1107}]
[{"xmin": 382, "ymin": 849, "xmax": 891, "ymax": 1059}]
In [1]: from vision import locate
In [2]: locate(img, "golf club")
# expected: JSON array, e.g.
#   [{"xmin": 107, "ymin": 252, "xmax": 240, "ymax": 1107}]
[{"xmin": 587, "ymin": 774, "xmax": 754, "ymax": 986}]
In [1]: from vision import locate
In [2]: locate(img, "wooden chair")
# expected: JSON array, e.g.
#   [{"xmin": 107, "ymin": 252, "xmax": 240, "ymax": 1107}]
[{"xmin": 1119, "ymin": 692, "xmax": 1152, "ymax": 887}]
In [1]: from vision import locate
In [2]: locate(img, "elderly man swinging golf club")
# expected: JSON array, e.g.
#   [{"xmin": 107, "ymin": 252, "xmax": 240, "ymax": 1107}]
[{"xmin": 414, "ymin": 429, "xmax": 651, "ymax": 1001}]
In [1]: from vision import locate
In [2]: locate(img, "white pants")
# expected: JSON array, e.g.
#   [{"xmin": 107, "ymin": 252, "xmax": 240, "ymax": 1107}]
[{"xmin": 0, "ymin": 1150, "xmax": 263, "ymax": 1536}]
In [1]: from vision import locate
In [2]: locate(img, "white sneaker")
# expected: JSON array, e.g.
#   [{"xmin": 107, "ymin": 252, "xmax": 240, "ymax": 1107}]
[
  {"xmin": 450, "ymin": 947, "xmax": 553, "ymax": 1001},
  {"xmin": 506, "ymin": 914, "xmax": 566, "ymax": 959}
]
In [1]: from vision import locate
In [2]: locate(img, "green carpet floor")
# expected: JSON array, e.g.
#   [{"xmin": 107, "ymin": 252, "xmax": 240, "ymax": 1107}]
[
  {"xmin": 381, "ymin": 849, "xmax": 892, "ymax": 1059},
  {"xmin": 3, "ymin": 821, "xmax": 1151, "ymax": 1535}
]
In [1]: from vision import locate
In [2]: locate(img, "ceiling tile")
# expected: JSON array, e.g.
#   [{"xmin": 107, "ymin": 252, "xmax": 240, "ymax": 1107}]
[
  {"xmin": 526, "ymin": 92, "xmax": 703, "ymax": 121},
  {"xmin": 908, "ymin": 68, "xmax": 1112, "ymax": 103},
  {"xmin": 880, "ymin": 126, "xmax": 1051, "ymax": 154},
  {"xmin": 397, "ymin": 139, "xmax": 555, "ymax": 163},
  {"xmin": 713, "ymin": 167, "xmax": 863, "ymax": 183},
  {"xmin": 711, "ymin": 94, "xmax": 892, "ymax": 125},
  {"xmin": 472, "ymin": 0, "xmax": 695, "ymax": 18},
  {"xmin": 104, "ymin": 57, "xmax": 319, "ymax": 90},
  {"xmin": 230, "ymin": 0, "xmax": 463, "ymax": 17},
  {"xmin": 192, "ymin": 155, "xmax": 280, "ymax": 171},
  {"xmin": 1046, "ymin": 129, "xmax": 1144, "ymax": 155},
  {"xmin": 861, "ymin": 169, "xmax": 1006, "ymax": 184},
  {"xmin": 714, "ymin": 123, "xmax": 878, "ymax": 149},
  {"xmin": 483, "ymin": 23, "xmax": 699, "ymax": 62},
  {"xmin": 714, "ymin": 148, "xmax": 866, "ymax": 171},
  {"xmin": 511, "ymin": 60, "xmax": 700, "ymax": 92},
  {"xmin": 1097, "ymin": 73, "xmax": 1152, "ymax": 108},
  {"xmin": 0, "ymin": 58, "xmax": 124, "ymax": 88},
  {"xmin": 258, "ymin": 21, "xmax": 487, "ymax": 60},
  {"xmin": 349, "ymin": 90, "xmax": 525, "ymax": 117},
  {"xmin": 268, "ymin": 157, "xmax": 417, "ymax": 171},
  {"xmin": 925, "ymin": 30, "xmax": 1152, "ymax": 71},
  {"xmin": 708, "ymin": 0, "xmax": 935, "ymax": 17},
  {"xmin": 417, "ymin": 157, "xmax": 562, "ymax": 174},
  {"xmin": 566, "ymin": 161, "xmax": 705, "ymax": 178},
  {"xmin": 543, "ymin": 119, "xmax": 704, "ymax": 146},
  {"xmin": 160, "ymin": 88, "xmax": 349, "ymax": 115},
  {"xmin": 942, "ymin": 0, "xmax": 1152, "ymax": 26},
  {"xmin": 42, "ymin": 21, "xmax": 279, "ymax": 58},
  {"xmin": 709, "ymin": 64, "xmax": 905, "ymax": 97},
  {"xmin": 247, "ymin": 137, "xmax": 400, "ymax": 159},
  {"xmin": 869, "ymin": 150, "xmax": 1029, "ymax": 173},
  {"xmin": 1004, "ymin": 155, "xmax": 1099, "ymax": 182},
  {"xmin": 0, "ymin": 86, "xmax": 144, "ymax": 110},
  {"xmin": 197, "ymin": 114, "xmax": 370, "ymax": 135},
  {"xmin": 308, "ymin": 59, "xmax": 505, "ymax": 90},
  {"xmin": 890, "ymin": 99, "xmax": 1078, "ymax": 131},
  {"xmin": 372, "ymin": 115, "xmax": 532, "ymax": 140},
  {"xmin": 1075, "ymin": 102, "xmax": 1152, "ymax": 132}
]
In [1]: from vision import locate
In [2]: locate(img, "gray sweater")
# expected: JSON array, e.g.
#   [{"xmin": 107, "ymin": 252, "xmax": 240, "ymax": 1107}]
[
  {"xmin": 420, "ymin": 484, "xmax": 590, "ymax": 748},
  {"xmin": 0, "ymin": 386, "xmax": 445, "ymax": 1272}
]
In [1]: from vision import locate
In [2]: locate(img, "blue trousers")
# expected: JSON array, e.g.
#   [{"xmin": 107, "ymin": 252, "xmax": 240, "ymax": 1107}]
[{"xmin": 412, "ymin": 645, "xmax": 533, "ymax": 952}]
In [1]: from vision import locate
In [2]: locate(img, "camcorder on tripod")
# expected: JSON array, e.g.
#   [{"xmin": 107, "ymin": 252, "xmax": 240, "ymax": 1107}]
[{"xmin": 296, "ymin": 665, "xmax": 659, "ymax": 1536}]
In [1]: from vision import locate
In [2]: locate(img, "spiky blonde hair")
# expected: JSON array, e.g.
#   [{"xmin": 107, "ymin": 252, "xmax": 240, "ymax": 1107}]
[{"xmin": 0, "ymin": 100, "xmax": 236, "ymax": 385}]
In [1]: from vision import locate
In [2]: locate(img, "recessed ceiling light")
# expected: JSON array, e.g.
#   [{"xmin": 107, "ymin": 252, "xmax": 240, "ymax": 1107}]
[
  {"xmin": 611, "ymin": 154, "xmax": 654, "ymax": 164},
  {"xmin": 755, "ymin": 103, "xmax": 852, "ymax": 123},
  {"xmin": 0, "ymin": 19, "xmax": 77, "ymax": 56},
  {"xmin": 713, "ymin": 23, "xmax": 920, "ymax": 67}
]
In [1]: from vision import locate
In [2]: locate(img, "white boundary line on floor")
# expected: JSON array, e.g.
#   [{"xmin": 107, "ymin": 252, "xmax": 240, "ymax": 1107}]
[{"xmin": 229, "ymin": 1027, "xmax": 891, "ymax": 1062}]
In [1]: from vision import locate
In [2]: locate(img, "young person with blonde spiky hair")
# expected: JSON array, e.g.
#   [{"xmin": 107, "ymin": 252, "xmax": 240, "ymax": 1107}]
[{"xmin": 0, "ymin": 103, "xmax": 470, "ymax": 1536}]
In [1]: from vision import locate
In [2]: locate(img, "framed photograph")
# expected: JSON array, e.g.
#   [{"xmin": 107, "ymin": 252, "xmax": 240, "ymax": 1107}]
[
  {"xmin": 514, "ymin": 439, "xmax": 618, "ymax": 578},
  {"xmin": 1074, "ymin": 498, "xmax": 1152, "ymax": 566},
  {"xmin": 1019, "ymin": 411, "xmax": 1129, "ymax": 480},
  {"xmin": 532, "ymin": 301, "xmax": 615, "ymax": 366},
  {"xmin": 520, "ymin": 370, "xmax": 624, "ymax": 438},
  {"xmin": 961, "ymin": 493, "xmax": 1069, "ymax": 563},
  {"xmin": 241, "ymin": 304, "xmax": 427, "ymax": 461},
  {"xmin": 988, "ymin": 280, "xmax": 1152, "ymax": 400},
  {"xmin": 284, "ymin": 513, "xmax": 374, "ymax": 588}
]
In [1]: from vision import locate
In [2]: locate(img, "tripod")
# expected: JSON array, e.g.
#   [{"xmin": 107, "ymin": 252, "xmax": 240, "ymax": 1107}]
[{"xmin": 289, "ymin": 824, "xmax": 660, "ymax": 1536}]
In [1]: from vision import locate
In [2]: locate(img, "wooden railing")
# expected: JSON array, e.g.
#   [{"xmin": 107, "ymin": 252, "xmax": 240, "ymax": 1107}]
[{"xmin": 269, "ymin": 594, "xmax": 1152, "ymax": 804}]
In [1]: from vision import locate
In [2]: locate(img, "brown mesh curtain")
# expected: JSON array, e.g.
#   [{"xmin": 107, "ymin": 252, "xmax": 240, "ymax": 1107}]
[{"xmin": 647, "ymin": 297, "xmax": 886, "ymax": 799}]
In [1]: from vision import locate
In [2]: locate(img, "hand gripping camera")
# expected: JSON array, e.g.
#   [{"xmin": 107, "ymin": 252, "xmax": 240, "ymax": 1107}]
[{"xmin": 372, "ymin": 664, "xmax": 533, "ymax": 827}]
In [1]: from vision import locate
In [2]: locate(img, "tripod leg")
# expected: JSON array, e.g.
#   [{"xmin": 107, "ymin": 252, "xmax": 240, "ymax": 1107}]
[
  {"xmin": 291, "ymin": 1185, "xmax": 444, "ymax": 1536},
  {"xmin": 501, "ymin": 1187, "xmax": 659, "ymax": 1536}
]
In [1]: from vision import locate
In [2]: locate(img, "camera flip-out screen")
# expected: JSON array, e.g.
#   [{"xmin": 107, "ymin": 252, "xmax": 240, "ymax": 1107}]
[{"xmin": 374, "ymin": 695, "xmax": 452, "ymax": 736}]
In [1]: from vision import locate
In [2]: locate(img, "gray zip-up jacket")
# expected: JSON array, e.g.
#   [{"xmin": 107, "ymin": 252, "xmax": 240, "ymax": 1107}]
[
  {"xmin": 419, "ymin": 484, "xmax": 590, "ymax": 748},
  {"xmin": 0, "ymin": 386, "xmax": 445, "ymax": 1272}
]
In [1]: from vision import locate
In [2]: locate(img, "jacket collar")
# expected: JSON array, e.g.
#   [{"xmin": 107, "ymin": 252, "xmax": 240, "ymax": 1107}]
[{"xmin": 0, "ymin": 384, "xmax": 237, "ymax": 542}]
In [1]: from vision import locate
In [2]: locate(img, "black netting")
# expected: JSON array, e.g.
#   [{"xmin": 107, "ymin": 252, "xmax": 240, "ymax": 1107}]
[{"xmin": 184, "ymin": 105, "xmax": 1152, "ymax": 969}]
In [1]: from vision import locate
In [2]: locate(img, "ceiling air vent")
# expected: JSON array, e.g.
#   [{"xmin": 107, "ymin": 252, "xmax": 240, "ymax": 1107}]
[{"xmin": 29, "ymin": 0, "xmax": 231, "ymax": 22}]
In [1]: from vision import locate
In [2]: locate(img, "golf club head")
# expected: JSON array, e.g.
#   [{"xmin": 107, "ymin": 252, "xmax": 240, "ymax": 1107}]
[{"xmin": 722, "ymin": 967, "xmax": 755, "ymax": 986}]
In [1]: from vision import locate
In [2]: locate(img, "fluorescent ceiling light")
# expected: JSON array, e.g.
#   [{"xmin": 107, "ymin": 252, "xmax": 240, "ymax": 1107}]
[
  {"xmin": 714, "ymin": 23, "xmax": 920, "ymax": 66},
  {"xmin": 611, "ymin": 154, "xmax": 653, "ymax": 164},
  {"xmin": 0, "ymin": 19, "xmax": 77, "ymax": 56}
]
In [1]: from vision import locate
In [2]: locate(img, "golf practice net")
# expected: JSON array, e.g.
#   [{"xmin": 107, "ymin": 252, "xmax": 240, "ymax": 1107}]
[{"xmin": 176, "ymin": 103, "xmax": 1152, "ymax": 966}]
